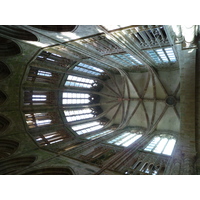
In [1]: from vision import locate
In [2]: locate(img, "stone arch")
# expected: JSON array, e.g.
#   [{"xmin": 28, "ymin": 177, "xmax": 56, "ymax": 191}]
[
  {"xmin": 0, "ymin": 90, "xmax": 7, "ymax": 105},
  {"xmin": 0, "ymin": 26, "xmax": 38, "ymax": 41},
  {"xmin": 0, "ymin": 61, "xmax": 11, "ymax": 80},
  {"xmin": 24, "ymin": 167, "xmax": 74, "ymax": 175},
  {"xmin": 0, "ymin": 36, "xmax": 21, "ymax": 56},
  {"xmin": 0, "ymin": 116, "xmax": 10, "ymax": 133},
  {"xmin": 30, "ymin": 25, "xmax": 78, "ymax": 32},
  {"xmin": 0, "ymin": 156, "xmax": 36, "ymax": 174},
  {"xmin": 0, "ymin": 139, "xmax": 19, "ymax": 160}
]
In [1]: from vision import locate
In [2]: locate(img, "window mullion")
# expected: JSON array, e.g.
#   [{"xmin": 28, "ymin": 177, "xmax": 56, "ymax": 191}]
[
  {"xmin": 161, "ymin": 138, "xmax": 170, "ymax": 154},
  {"xmin": 151, "ymin": 137, "xmax": 162, "ymax": 152}
]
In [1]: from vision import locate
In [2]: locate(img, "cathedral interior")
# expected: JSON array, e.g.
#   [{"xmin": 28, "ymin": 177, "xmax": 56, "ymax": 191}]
[{"xmin": 0, "ymin": 25, "xmax": 199, "ymax": 175}]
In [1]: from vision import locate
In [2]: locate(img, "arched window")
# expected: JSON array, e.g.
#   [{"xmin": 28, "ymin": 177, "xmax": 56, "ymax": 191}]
[
  {"xmin": 64, "ymin": 108, "xmax": 94, "ymax": 122},
  {"xmin": 146, "ymin": 47, "xmax": 176, "ymax": 64},
  {"xmin": 25, "ymin": 112, "xmax": 58, "ymax": 128},
  {"xmin": 65, "ymin": 75, "xmax": 98, "ymax": 89},
  {"xmin": 24, "ymin": 90, "xmax": 56, "ymax": 105},
  {"xmin": 62, "ymin": 92, "xmax": 98, "ymax": 105},
  {"xmin": 107, "ymin": 53, "xmax": 143, "ymax": 67},
  {"xmin": 107, "ymin": 131, "xmax": 142, "ymax": 147},
  {"xmin": 62, "ymin": 63, "xmax": 106, "ymax": 137},
  {"xmin": 71, "ymin": 121, "xmax": 104, "ymax": 135},
  {"xmin": 125, "ymin": 161, "xmax": 166, "ymax": 175},
  {"xmin": 35, "ymin": 130, "xmax": 71, "ymax": 146},
  {"xmin": 73, "ymin": 63, "xmax": 105, "ymax": 76},
  {"xmin": 36, "ymin": 51, "xmax": 73, "ymax": 68},
  {"xmin": 144, "ymin": 134, "xmax": 176, "ymax": 156},
  {"xmin": 64, "ymin": 106, "xmax": 102, "ymax": 122},
  {"xmin": 27, "ymin": 67, "xmax": 60, "ymax": 84}
]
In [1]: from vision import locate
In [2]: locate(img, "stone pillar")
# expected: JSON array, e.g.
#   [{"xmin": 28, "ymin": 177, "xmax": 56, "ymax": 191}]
[
  {"xmin": 178, "ymin": 44, "xmax": 196, "ymax": 174},
  {"xmin": 182, "ymin": 154, "xmax": 195, "ymax": 175}
]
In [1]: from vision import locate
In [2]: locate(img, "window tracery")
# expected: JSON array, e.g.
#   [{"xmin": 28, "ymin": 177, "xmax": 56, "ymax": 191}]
[
  {"xmin": 71, "ymin": 121, "xmax": 104, "ymax": 135},
  {"xmin": 35, "ymin": 130, "xmax": 71, "ymax": 146},
  {"xmin": 36, "ymin": 51, "xmax": 73, "ymax": 68},
  {"xmin": 144, "ymin": 134, "xmax": 176, "ymax": 156},
  {"xmin": 25, "ymin": 112, "xmax": 58, "ymax": 128},
  {"xmin": 107, "ymin": 131, "xmax": 142, "ymax": 147},
  {"xmin": 107, "ymin": 53, "xmax": 143, "ymax": 67},
  {"xmin": 27, "ymin": 67, "xmax": 60, "ymax": 84},
  {"xmin": 125, "ymin": 160, "xmax": 166, "ymax": 175},
  {"xmin": 64, "ymin": 107, "xmax": 102, "ymax": 122},
  {"xmin": 24, "ymin": 91, "xmax": 56, "ymax": 105},
  {"xmin": 65, "ymin": 75, "xmax": 99, "ymax": 89},
  {"xmin": 146, "ymin": 47, "xmax": 176, "ymax": 64},
  {"xmin": 73, "ymin": 63, "xmax": 105, "ymax": 76}
]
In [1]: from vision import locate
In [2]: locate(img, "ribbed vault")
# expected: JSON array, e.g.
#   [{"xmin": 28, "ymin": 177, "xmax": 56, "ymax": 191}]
[{"xmin": 99, "ymin": 67, "xmax": 180, "ymax": 133}]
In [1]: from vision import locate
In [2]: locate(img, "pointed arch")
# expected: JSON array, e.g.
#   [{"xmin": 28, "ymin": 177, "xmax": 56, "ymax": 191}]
[
  {"xmin": 0, "ymin": 26, "xmax": 38, "ymax": 41},
  {"xmin": 0, "ymin": 61, "xmax": 11, "ymax": 80},
  {"xmin": 0, "ymin": 90, "xmax": 7, "ymax": 105},
  {"xmin": 0, "ymin": 139, "xmax": 19, "ymax": 160},
  {"xmin": 0, "ymin": 37, "xmax": 21, "ymax": 56},
  {"xmin": 0, "ymin": 116, "xmax": 10, "ymax": 133}
]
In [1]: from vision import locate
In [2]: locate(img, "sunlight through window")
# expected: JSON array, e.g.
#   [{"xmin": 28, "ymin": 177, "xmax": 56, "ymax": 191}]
[
  {"xmin": 62, "ymin": 92, "xmax": 91, "ymax": 104},
  {"xmin": 107, "ymin": 132, "xmax": 142, "ymax": 147},
  {"xmin": 37, "ymin": 70, "xmax": 52, "ymax": 77},
  {"xmin": 73, "ymin": 63, "xmax": 104, "ymax": 76},
  {"xmin": 144, "ymin": 134, "xmax": 176, "ymax": 156},
  {"xmin": 64, "ymin": 108, "xmax": 94, "ymax": 122},
  {"xmin": 65, "ymin": 75, "xmax": 95, "ymax": 88},
  {"xmin": 86, "ymin": 129, "xmax": 114, "ymax": 140},
  {"xmin": 71, "ymin": 121, "xmax": 103, "ymax": 135}
]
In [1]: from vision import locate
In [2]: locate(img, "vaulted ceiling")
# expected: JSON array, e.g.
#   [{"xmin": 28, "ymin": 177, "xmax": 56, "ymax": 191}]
[{"xmin": 100, "ymin": 68, "xmax": 180, "ymax": 133}]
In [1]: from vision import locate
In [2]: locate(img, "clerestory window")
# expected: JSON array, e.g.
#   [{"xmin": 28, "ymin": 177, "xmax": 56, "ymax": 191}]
[
  {"xmin": 65, "ymin": 75, "xmax": 97, "ymax": 89},
  {"xmin": 144, "ymin": 134, "xmax": 176, "ymax": 156},
  {"xmin": 146, "ymin": 47, "xmax": 176, "ymax": 64},
  {"xmin": 107, "ymin": 53, "xmax": 143, "ymax": 67},
  {"xmin": 62, "ymin": 92, "xmax": 91, "ymax": 104},
  {"xmin": 37, "ymin": 70, "xmax": 52, "ymax": 77},
  {"xmin": 35, "ymin": 130, "xmax": 69, "ymax": 146},
  {"xmin": 64, "ymin": 108, "xmax": 94, "ymax": 122},
  {"xmin": 73, "ymin": 63, "xmax": 104, "ymax": 76},
  {"xmin": 25, "ymin": 113, "xmax": 52, "ymax": 128},
  {"xmin": 71, "ymin": 121, "xmax": 103, "ymax": 135},
  {"xmin": 32, "ymin": 95, "xmax": 47, "ymax": 101},
  {"xmin": 107, "ymin": 131, "xmax": 142, "ymax": 147}
]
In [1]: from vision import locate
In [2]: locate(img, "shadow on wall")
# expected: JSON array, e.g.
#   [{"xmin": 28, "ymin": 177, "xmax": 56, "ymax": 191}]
[
  {"xmin": 0, "ymin": 156, "xmax": 36, "ymax": 175},
  {"xmin": 0, "ymin": 116, "xmax": 10, "ymax": 133},
  {"xmin": 0, "ymin": 26, "xmax": 38, "ymax": 41},
  {"xmin": 0, "ymin": 139, "xmax": 19, "ymax": 160},
  {"xmin": 0, "ymin": 61, "xmax": 11, "ymax": 80},
  {"xmin": 30, "ymin": 25, "xmax": 78, "ymax": 33},
  {"xmin": 23, "ymin": 167, "xmax": 74, "ymax": 175},
  {"xmin": 0, "ymin": 36, "xmax": 21, "ymax": 57}
]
